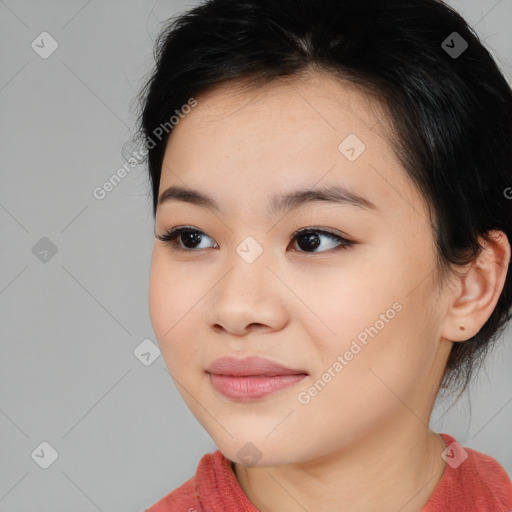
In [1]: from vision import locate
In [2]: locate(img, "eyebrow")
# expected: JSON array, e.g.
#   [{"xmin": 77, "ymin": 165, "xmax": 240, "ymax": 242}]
[{"xmin": 158, "ymin": 183, "xmax": 378, "ymax": 216}]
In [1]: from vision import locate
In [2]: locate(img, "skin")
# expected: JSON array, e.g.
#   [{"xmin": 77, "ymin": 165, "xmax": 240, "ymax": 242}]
[{"xmin": 148, "ymin": 70, "xmax": 510, "ymax": 512}]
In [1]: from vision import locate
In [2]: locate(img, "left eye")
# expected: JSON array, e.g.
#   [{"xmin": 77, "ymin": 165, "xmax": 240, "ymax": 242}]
[
  {"xmin": 155, "ymin": 226, "xmax": 355, "ymax": 253},
  {"xmin": 290, "ymin": 228, "xmax": 354, "ymax": 253}
]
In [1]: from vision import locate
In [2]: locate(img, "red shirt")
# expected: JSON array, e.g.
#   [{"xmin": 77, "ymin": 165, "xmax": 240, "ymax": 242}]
[{"xmin": 146, "ymin": 433, "xmax": 512, "ymax": 511}]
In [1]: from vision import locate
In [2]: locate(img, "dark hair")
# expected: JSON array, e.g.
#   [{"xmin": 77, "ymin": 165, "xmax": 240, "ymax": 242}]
[{"xmin": 131, "ymin": 0, "xmax": 512, "ymax": 400}]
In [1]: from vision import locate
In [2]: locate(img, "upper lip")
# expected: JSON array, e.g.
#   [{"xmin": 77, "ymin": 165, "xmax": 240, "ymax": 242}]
[{"xmin": 206, "ymin": 356, "xmax": 308, "ymax": 377}]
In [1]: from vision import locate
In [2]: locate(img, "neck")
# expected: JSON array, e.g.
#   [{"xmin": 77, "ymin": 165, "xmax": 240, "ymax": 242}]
[{"xmin": 233, "ymin": 421, "xmax": 447, "ymax": 512}]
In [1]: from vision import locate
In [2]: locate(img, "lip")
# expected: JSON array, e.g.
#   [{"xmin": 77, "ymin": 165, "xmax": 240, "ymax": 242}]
[
  {"xmin": 206, "ymin": 356, "xmax": 308, "ymax": 400},
  {"xmin": 206, "ymin": 356, "xmax": 307, "ymax": 377}
]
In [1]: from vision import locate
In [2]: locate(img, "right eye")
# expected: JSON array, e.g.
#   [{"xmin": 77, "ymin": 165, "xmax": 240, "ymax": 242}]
[{"xmin": 155, "ymin": 226, "xmax": 218, "ymax": 251}]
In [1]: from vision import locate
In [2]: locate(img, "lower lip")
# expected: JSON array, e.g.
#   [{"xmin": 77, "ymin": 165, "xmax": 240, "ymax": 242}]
[{"xmin": 209, "ymin": 373, "xmax": 308, "ymax": 400}]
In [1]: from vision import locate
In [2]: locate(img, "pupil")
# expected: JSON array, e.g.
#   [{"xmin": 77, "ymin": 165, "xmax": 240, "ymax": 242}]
[
  {"xmin": 298, "ymin": 232, "xmax": 320, "ymax": 251},
  {"xmin": 182, "ymin": 231, "xmax": 202, "ymax": 248}
]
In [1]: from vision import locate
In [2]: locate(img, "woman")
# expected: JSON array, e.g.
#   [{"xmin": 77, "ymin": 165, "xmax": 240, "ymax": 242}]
[{"xmin": 134, "ymin": 0, "xmax": 512, "ymax": 510}]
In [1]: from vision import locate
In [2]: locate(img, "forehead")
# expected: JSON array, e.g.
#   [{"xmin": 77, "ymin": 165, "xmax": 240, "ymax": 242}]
[
  {"xmin": 159, "ymin": 71, "xmax": 429, "ymax": 224},
  {"xmin": 178, "ymin": 70, "xmax": 392, "ymax": 140}
]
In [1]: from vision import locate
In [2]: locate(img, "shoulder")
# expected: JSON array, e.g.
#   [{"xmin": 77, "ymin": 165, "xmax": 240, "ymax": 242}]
[
  {"xmin": 424, "ymin": 433, "xmax": 512, "ymax": 512},
  {"xmin": 461, "ymin": 443, "xmax": 512, "ymax": 508},
  {"xmin": 144, "ymin": 451, "xmax": 220, "ymax": 512},
  {"xmin": 145, "ymin": 476, "xmax": 198, "ymax": 511}
]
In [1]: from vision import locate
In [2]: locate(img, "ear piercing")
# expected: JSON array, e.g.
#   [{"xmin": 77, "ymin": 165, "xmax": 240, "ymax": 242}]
[{"xmin": 459, "ymin": 324, "xmax": 466, "ymax": 331}]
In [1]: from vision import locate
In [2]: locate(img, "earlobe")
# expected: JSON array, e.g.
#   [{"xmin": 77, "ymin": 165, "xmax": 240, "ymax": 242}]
[{"xmin": 441, "ymin": 230, "xmax": 511, "ymax": 343}]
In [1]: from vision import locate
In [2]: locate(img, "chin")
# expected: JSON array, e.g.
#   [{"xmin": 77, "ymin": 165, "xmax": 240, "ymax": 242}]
[{"xmin": 208, "ymin": 425, "xmax": 313, "ymax": 468}]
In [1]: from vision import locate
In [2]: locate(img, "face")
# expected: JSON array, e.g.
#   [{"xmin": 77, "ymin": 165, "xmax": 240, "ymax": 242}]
[{"xmin": 149, "ymin": 71, "xmax": 452, "ymax": 467}]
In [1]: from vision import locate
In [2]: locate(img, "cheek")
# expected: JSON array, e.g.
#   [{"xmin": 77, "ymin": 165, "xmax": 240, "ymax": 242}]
[
  {"xmin": 298, "ymin": 307, "xmax": 430, "ymax": 437},
  {"xmin": 310, "ymin": 249, "xmax": 437, "ymax": 386},
  {"xmin": 148, "ymin": 250, "xmax": 204, "ymax": 368},
  {"xmin": 148, "ymin": 252, "xmax": 174, "ymax": 340},
  {"xmin": 298, "ymin": 262, "xmax": 396, "ymax": 350},
  {"xmin": 328, "ymin": 298, "xmax": 438, "ymax": 416}
]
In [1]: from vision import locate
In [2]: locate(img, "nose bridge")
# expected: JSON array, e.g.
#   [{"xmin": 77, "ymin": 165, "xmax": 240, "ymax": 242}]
[
  {"xmin": 204, "ymin": 231, "xmax": 286, "ymax": 333},
  {"xmin": 223, "ymin": 233, "xmax": 271, "ymax": 296},
  {"xmin": 208, "ymin": 235, "xmax": 279, "ymax": 321},
  {"xmin": 234, "ymin": 233, "xmax": 266, "ymax": 267}
]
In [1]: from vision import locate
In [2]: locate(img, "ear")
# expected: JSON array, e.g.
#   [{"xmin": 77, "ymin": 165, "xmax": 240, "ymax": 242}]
[{"xmin": 441, "ymin": 230, "xmax": 511, "ymax": 342}]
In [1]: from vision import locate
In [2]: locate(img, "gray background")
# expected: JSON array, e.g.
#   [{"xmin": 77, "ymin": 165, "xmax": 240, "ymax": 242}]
[{"xmin": 0, "ymin": 1, "xmax": 511, "ymax": 510}]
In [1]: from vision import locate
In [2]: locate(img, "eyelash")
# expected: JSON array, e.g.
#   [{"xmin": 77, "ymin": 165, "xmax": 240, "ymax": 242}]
[{"xmin": 154, "ymin": 226, "xmax": 356, "ymax": 254}]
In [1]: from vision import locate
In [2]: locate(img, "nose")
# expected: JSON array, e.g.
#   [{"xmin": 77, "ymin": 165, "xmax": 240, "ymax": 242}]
[{"xmin": 203, "ymin": 248, "xmax": 290, "ymax": 336}]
